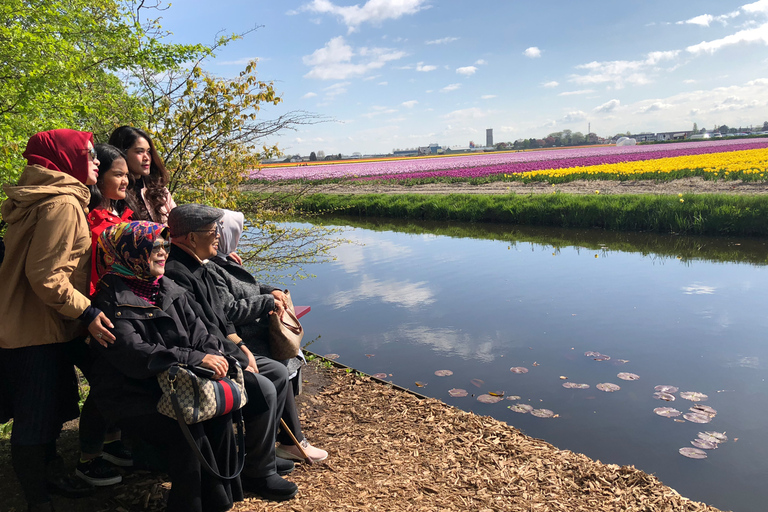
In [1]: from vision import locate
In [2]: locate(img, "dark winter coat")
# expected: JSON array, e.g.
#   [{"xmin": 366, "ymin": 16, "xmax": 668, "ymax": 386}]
[{"xmin": 89, "ymin": 274, "xmax": 223, "ymax": 422}]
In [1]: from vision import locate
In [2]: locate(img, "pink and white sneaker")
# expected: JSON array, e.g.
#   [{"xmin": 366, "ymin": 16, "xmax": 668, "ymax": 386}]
[{"xmin": 275, "ymin": 438, "xmax": 328, "ymax": 462}]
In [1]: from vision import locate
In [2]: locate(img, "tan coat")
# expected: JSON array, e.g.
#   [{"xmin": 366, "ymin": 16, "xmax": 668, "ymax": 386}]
[{"xmin": 0, "ymin": 165, "xmax": 92, "ymax": 348}]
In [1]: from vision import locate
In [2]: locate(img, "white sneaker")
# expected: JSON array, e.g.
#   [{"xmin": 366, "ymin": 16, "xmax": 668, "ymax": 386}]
[{"xmin": 275, "ymin": 438, "xmax": 328, "ymax": 462}]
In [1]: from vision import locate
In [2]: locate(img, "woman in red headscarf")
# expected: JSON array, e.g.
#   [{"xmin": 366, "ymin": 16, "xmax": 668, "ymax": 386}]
[{"xmin": 0, "ymin": 129, "xmax": 118, "ymax": 512}]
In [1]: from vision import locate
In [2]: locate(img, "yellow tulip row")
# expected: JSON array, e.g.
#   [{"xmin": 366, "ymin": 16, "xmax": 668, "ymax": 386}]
[{"xmin": 517, "ymin": 147, "xmax": 768, "ymax": 182}]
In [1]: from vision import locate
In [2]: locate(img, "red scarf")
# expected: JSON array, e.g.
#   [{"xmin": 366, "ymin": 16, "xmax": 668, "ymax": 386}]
[{"xmin": 23, "ymin": 129, "xmax": 94, "ymax": 184}]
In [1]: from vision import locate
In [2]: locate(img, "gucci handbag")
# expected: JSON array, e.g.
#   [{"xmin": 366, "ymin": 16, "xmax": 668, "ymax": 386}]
[
  {"xmin": 156, "ymin": 362, "xmax": 248, "ymax": 480},
  {"xmin": 268, "ymin": 289, "xmax": 304, "ymax": 360}
]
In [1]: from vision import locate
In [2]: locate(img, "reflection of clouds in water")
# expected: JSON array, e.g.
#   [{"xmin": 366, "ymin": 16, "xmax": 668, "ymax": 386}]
[
  {"xmin": 385, "ymin": 326, "xmax": 498, "ymax": 363},
  {"xmin": 330, "ymin": 234, "xmax": 412, "ymax": 274},
  {"xmin": 696, "ymin": 308, "xmax": 731, "ymax": 328},
  {"xmin": 725, "ymin": 356, "xmax": 760, "ymax": 369},
  {"xmin": 683, "ymin": 283, "xmax": 716, "ymax": 295},
  {"xmin": 326, "ymin": 275, "xmax": 435, "ymax": 309}
]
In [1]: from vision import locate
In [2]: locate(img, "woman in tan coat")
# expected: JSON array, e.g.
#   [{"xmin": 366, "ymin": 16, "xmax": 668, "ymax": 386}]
[{"xmin": 0, "ymin": 129, "xmax": 116, "ymax": 512}]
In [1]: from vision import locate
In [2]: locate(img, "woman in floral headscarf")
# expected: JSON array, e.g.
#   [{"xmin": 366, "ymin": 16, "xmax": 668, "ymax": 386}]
[
  {"xmin": 89, "ymin": 221, "xmax": 243, "ymax": 512},
  {"xmin": 0, "ymin": 129, "xmax": 117, "ymax": 511}
]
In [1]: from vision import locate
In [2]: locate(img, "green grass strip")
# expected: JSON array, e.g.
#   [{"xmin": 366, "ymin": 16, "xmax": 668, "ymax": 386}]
[{"xmin": 268, "ymin": 192, "xmax": 768, "ymax": 237}]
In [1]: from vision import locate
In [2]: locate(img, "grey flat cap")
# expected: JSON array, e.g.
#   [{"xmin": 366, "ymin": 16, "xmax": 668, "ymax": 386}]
[{"xmin": 168, "ymin": 204, "xmax": 224, "ymax": 237}]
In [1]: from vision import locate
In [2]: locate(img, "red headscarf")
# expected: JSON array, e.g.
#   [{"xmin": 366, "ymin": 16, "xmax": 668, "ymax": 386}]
[{"xmin": 22, "ymin": 129, "xmax": 94, "ymax": 184}]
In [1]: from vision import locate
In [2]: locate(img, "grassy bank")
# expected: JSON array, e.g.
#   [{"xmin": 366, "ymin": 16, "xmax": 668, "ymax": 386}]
[{"xmin": 256, "ymin": 191, "xmax": 768, "ymax": 237}]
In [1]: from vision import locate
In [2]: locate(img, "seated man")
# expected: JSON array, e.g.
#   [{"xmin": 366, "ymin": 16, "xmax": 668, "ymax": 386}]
[{"xmin": 164, "ymin": 204, "xmax": 297, "ymax": 501}]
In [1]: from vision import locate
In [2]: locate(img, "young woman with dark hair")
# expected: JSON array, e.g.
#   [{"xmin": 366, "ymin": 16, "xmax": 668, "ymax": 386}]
[{"xmin": 108, "ymin": 126, "xmax": 176, "ymax": 223}]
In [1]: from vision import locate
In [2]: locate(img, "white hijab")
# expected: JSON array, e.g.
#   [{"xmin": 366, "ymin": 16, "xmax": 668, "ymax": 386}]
[{"xmin": 217, "ymin": 209, "xmax": 244, "ymax": 257}]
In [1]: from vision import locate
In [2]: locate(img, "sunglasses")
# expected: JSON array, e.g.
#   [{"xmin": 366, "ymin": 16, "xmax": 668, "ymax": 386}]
[
  {"xmin": 152, "ymin": 241, "xmax": 171, "ymax": 253},
  {"xmin": 84, "ymin": 147, "xmax": 98, "ymax": 162}
]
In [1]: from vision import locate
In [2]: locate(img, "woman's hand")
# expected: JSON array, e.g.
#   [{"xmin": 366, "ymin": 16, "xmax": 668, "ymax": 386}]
[
  {"xmin": 88, "ymin": 313, "xmax": 116, "ymax": 348},
  {"xmin": 270, "ymin": 290, "xmax": 287, "ymax": 319},
  {"xmin": 201, "ymin": 354, "xmax": 229, "ymax": 379},
  {"xmin": 228, "ymin": 252, "xmax": 243, "ymax": 265},
  {"xmin": 240, "ymin": 344, "xmax": 259, "ymax": 374}
]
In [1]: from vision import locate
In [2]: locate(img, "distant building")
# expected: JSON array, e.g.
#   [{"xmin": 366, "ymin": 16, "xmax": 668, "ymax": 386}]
[{"xmin": 486, "ymin": 129, "xmax": 493, "ymax": 147}]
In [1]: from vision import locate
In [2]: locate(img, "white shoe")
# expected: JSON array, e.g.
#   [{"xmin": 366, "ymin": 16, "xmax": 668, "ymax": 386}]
[{"xmin": 275, "ymin": 438, "xmax": 328, "ymax": 462}]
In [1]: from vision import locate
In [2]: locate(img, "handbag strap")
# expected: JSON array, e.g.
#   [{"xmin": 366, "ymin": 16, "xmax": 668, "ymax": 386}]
[{"xmin": 169, "ymin": 387, "xmax": 246, "ymax": 481}]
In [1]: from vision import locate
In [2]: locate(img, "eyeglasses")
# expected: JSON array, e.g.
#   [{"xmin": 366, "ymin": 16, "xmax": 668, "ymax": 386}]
[
  {"xmin": 193, "ymin": 228, "xmax": 219, "ymax": 237},
  {"xmin": 84, "ymin": 147, "xmax": 97, "ymax": 162},
  {"xmin": 152, "ymin": 241, "xmax": 171, "ymax": 254}
]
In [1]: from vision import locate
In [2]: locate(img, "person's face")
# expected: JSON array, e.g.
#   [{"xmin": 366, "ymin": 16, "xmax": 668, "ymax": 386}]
[
  {"xmin": 149, "ymin": 236, "xmax": 170, "ymax": 277},
  {"xmin": 85, "ymin": 141, "xmax": 100, "ymax": 185},
  {"xmin": 99, "ymin": 158, "xmax": 129, "ymax": 203},
  {"xmin": 125, "ymin": 137, "xmax": 151, "ymax": 178},
  {"xmin": 189, "ymin": 223, "xmax": 219, "ymax": 260}
]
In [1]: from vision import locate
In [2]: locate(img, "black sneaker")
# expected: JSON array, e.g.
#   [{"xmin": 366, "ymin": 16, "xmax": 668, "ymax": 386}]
[
  {"xmin": 276, "ymin": 457, "xmax": 295, "ymax": 476},
  {"xmin": 75, "ymin": 457, "xmax": 122, "ymax": 486},
  {"xmin": 242, "ymin": 474, "xmax": 298, "ymax": 502},
  {"xmin": 102, "ymin": 440, "xmax": 133, "ymax": 467}
]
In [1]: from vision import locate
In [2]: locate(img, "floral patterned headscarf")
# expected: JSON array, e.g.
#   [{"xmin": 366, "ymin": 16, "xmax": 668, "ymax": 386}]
[{"xmin": 97, "ymin": 221, "xmax": 169, "ymax": 285}]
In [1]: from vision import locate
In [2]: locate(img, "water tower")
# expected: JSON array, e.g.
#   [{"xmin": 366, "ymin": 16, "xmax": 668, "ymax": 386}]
[{"xmin": 486, "ymin": 128, "xmax": 493, "ymax": 148}]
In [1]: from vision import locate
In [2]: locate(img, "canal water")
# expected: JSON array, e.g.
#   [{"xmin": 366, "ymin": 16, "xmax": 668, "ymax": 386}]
[{"xmin": 263, "ymin": 218, "xmax": 768, "ymax": 512}]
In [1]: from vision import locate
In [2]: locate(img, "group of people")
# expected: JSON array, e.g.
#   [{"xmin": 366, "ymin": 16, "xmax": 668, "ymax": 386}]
[{"xmin": 0, "ymin": 128, "xmax": 327, "ymax": 512}]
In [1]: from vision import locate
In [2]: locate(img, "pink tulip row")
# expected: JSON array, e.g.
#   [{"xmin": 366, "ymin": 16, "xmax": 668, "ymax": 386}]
[{"xmin": 252, "ymin": 138, "xmax": 768, "ymax": 181}]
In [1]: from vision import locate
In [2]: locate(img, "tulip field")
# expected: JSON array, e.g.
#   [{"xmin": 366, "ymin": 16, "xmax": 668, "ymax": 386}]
[{"xmin": 253, "ymin": 138, "xmax": 768, "ymax": 184}]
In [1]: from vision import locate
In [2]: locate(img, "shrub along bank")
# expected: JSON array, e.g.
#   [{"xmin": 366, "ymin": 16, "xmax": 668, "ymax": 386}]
[{"xmin": 257, "ymin": 192, "xmax": 768, "ymax": 237}]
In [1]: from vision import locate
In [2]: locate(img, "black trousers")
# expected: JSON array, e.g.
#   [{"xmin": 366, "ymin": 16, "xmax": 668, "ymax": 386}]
[
  {"xmin": 253, "ymin": 355, "xmax": 304, "ymax": 446},
  {"xmin": 120, "ymin": 413, "xmax": 243, "ymax": 512}
]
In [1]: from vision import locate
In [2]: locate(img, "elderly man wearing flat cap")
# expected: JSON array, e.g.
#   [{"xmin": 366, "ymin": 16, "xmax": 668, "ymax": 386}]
[{"xmin": 165, "ymin": 203, "xmax": 298, "ymax": 501}]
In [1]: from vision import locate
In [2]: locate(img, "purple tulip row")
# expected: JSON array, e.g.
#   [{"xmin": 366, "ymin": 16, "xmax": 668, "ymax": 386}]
[{"xmin": 253, "ymin": 138, "xmax": 768, "ymax": 181}]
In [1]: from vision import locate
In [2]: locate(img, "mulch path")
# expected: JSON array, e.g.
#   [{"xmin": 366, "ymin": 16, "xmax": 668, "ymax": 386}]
[{"xmin": 0, "ymin": 363, "xmax": 728, "ymax": 511}]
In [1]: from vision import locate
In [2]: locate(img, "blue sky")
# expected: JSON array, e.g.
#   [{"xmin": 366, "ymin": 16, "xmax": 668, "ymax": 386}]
[{"xmin": 158, "ymin": 0, "xmax": 768, "ymax": 156}]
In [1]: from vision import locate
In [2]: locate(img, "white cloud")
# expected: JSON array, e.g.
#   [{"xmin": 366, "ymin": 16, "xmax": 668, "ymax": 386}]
[
  {"xmin": 323, "ymin": 81, "xmax": 351, "ymax": 99},
  {"xmin": 440, "ymin": 83, "xmax": 462, "ymax": 92},
  {"xmin": 636, "ymin": 101, "xmax": 675, "ymax": 113},
  {"xmin": 561, "ymin": 111, "xmax": 587, "ymax": 123},
  {"xmin": 475, "ymin": 59, "xmax": 488, "ymax": 65},
  {"xmin": 401, "ymin": 100, "xmax": 418, "ymax": 108},
  {"xmin": 456, "ymin": 66, "xmax": 477, "ymax": 76},
  {"xmin": 679, "ymin": 14, "xmax": 715, "ymax": 26},
  {"xmin": 570, "ymin": 50, "xmax": 680, "ymax": 89},
  {"xmin": 542, "ymin": 80, "xmax": 559, "ymax": 88},
  {"xmin": 743, "ymin": 0, "xmax": 768, "ymax": 15},
  {"xmin": 416, "ymin": 62, "xmax": 437, "ymax": 72},
  {"xmin": 558, "ymin": 89, "xmax": 594, "ymax": 96},
  {"xmin": 361, "ymin": 106, "xmax": 399, "ymax": 119},
  {"xmin": 303, "ymin": 36, "xmax": 406, "ymax": 80},
  {"xmin": 216, "ymin": 57, "xmax": 259, "ymax": 66},
  {"xmin": 426, "ymin": 36, "xmax": 459, "ymax": 45},
  {"xmin": 442, "ymin": 107, "xmax": 491, "ymax": 122},
  {"xmin": 481, "ymin": 94, "xmax": 497, "ymax": 99},
  {"xmin": 378, "ymin": 81, "xmax": 388, "ymax": 86},
  {"xmin": 523, "ymin": 46, "xmax": 542, "ymax": 58},
  {"xmin": 298, "ymin": 0, "xmax": 429, "ymax": 33},
  {"xmin": 302, "ymin": 92, "xmax": 318, "ymax": 99},
  {"xmin": 594, "ymin": 99, "xmax": 621, "ymax": 113},
  {"xmin": 686, "ymin": 22, "xmax": 768, "ymax": 54}
]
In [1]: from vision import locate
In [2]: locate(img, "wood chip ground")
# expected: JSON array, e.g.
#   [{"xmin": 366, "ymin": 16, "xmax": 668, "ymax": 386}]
[{"xmin": 0, "ymin": 364, "xmax": 728, "ymax": 511}]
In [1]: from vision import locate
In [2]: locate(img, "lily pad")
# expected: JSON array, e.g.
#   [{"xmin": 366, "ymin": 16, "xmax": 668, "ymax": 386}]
[
  {"xmin": 617, "ymin": 372, "xmax": 640, "ymax": 381},
  {"xmin": 448, "ymin": 388, "xmax": 468, "ymax": 397},
  {"xmin": 509, "ymin": 403, "xmax": 533, "ymax": 413},
  {"xmin": 655, "ymin": 385, "xmax": 679, "ymax": 394},
  {"xmin": 477, "ymin": 394, "xmax": 504, "ymax": 404},
  {"xmin": 414, "ymin": 381, "xmax": 427, "ymax": 388},
  {"xmin": 470, "ymin": 379, "xmax": 484, "ymax": 388},
  {"xmin": 365, "ymin": 354, "xmax": 375, "ymax": 358},
  {"xmin": 562, "ymin": 382, "xmax": 590, "ymax": 389},
  {"xmin": 683, "ymin": 412, "xmax": 712, "ymax": 424},
  {"xmin": 691, "ymin": 439, "xmax": 718, "ymax": 450},
  {"xmin": 654, "ymin": 407, "xmax": 681, "ymax": 417},
  {"xmin": 691, "ymin": 404, "xmax": 717, "ymax": 417},
  {"xmin": 699, "ymin": 431, "xmax": 727, "ymax": 443},
  {"xmin": 505, "ymin": 395, "xmax": 522, "ymax": 401},
  {"xmin": 531, "ymin": 409, "xmax": 554, "ymax": 418},
  {"xmin": 372, "ymin": 373, "xmax": 388, "ymax": 379},
  {"xmin": 596, "ymin": 382, "xmax": 621, "ymax": 392},
  {"xmin": 653, "ymin": 392, "xmax": 676, "ymax": 401},
  {"xmin": 434, "ymin": 370, "xmax": 453, "ymax": 377},
  {"xmin": 323, "ymin": 353, "xmax": 340, "ymax": 360},
  {"xmin": 680, "ymin": 391, "xmax": 709, "ymax": 402},
  {"xmin": 679, "ymin": 447, "xmax": 707, "ymax": 459},
  {"xmin": 509, "ymin": 367, "xmax": 529, "ymax": 374}
]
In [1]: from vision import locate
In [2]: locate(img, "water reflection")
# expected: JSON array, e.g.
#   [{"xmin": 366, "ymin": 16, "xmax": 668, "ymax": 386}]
[{"xmin": 262, "ymin": 218, "xmax": 768, "ymax": 512}]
